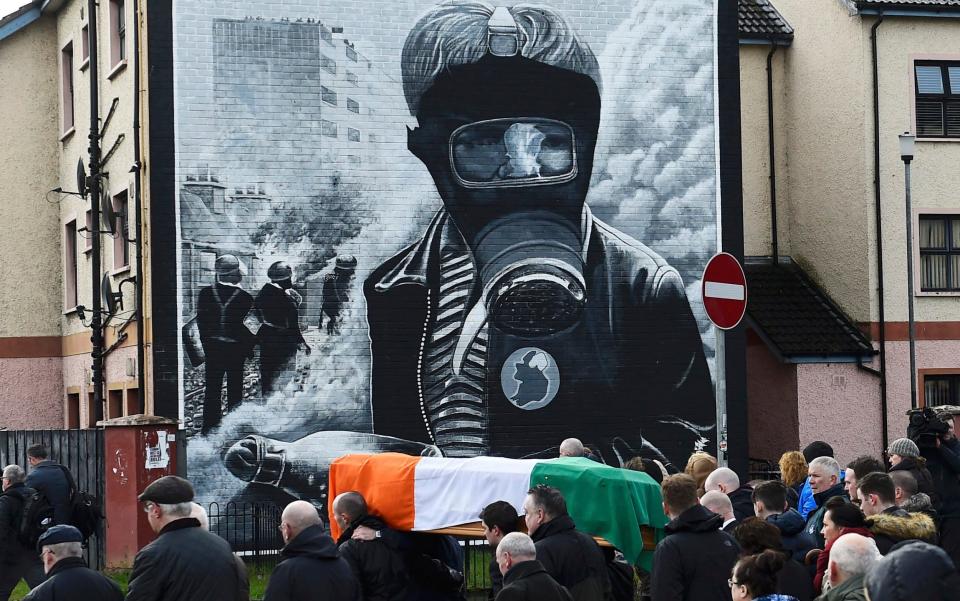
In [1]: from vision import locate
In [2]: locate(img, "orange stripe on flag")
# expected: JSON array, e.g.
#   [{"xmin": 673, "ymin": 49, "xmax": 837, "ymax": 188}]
[{"xmin": 328, "ymin": 453, "xmax": 420, "ymax": 540}]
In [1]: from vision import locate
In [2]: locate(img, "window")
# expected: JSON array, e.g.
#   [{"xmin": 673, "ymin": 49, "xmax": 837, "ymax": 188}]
[
  {"xmin": 345, "ymin": 45, "xmax": 358, "ymax": 62},
  {"xmin": 61, "ymin": 42, "xmax": 74, "ymax": 133},
  {"xmin": 321, "ymin": 86, "xmax": 338, "ymax": 105},
  {"xmin": 321, "ymin": 55, "xmax": 336, "ymax": 74},
  {"xmin": 108, "ymin": 389, "xmax": 123, "ymax": 419},
  {"xmin": 346, "ymin": 71, "xmax": 358, "ymax": 87},
  {"xmin": 80, "ymin": 24, "xmax": 89, "ymax": 65},
  {"xmin": 321, "ymin": 119, "xmax": 337, "ymax": 137},
  {"xmin": 919, "ymin": 215, "xmax": 960, "ymax": 291},
  {"xmin": 110, "ymin": 0, "xmax": 126, "ymax": 66},
  {"xmin": 347, "ymin": 98, "xmax": 360, "ymax": 114},
  {"xmin": 125, "ymin": 388, "xmax": 140, "ymax": 415},
  {"xmin": 915, "ymin": 62, "xmax": 960, "ymax": 138},
  {"xmin": 113, "ymin": 191, "xmax": 129, "ymax": 268},
  {"xmin": 348, "ymin": 127, "xmax": 361, "ymax": 142},
  {"xmin": 925, "ymin": 375, "xmax": 960, "ymax": 406},
  {"xmin": 320, "ymin": 26, "xmax": 333, "ymax": 46},
  {"xmin": 85, "ymin": 209, "xmax": 93, "ymax": 250},
  {"xmin": 65, "ymin": 221, "xmax": 78, "ymax": 308},
  {"xmin": 66, "ymin": 392, "xmax": 80, "ymax": 428}
]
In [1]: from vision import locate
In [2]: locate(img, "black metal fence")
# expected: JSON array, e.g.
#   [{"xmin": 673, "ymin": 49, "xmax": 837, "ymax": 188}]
[
  {"xmin": 207, "ymin": 501, "xmax": 285, "ymax": 561},
  {"xmin": 0, "ymin": 429, "xmax": 105, "ymax": 569},
  {"xmin": 748, "ymin": 457, "xmax": 782, "ymax": 483}
]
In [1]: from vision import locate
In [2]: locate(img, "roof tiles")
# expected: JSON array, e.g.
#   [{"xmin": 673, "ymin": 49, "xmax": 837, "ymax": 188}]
[{"xmin": 739, "ymin": 0, "xmax": 795, "ymax": 41}]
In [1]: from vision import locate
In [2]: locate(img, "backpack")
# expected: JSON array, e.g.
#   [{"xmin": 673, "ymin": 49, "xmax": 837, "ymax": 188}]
[
  {"xmin": 57, "ymin": 464, "xmax": 103, "ymax": 541},
  {"xmin": 18, "ymin": 489, "xmax": 55, "ymax": 548}
]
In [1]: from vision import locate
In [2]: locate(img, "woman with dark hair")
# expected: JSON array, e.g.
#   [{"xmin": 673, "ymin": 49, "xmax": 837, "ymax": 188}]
[
  {"xmin": 813, "ymin": 497, "xmax": 873, "ymax": 594},
  {"xmin": 729, "ymin": 549, "xmax": 799, "ymax": 601}
]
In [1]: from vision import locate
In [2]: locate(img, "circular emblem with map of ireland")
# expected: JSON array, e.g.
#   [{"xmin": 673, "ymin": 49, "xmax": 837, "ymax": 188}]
[{"xmin": 500, "ymin": 347, "xmax": 560, "ymax": 410}]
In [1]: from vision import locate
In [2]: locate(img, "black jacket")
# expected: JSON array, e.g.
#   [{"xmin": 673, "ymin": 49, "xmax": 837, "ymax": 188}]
[
  {"xmin": 924, "ymin": 439, "xmax": 960, "ymax": 518},
  {"xmin": 264, "ymin": 524, "xmax": 358, "ymax": 601},
  {"xmin": 776, "ymin": 557, "xmax": 814, "ymax": 601},
  {"xmin": 0, "ymin": 483, "xmax": 34, "ymax": 564},
  {"xmin": 729, "ymin": 486, "xmax": 756, "ymax": 522},
  {"xmin": 22, "ymin": 556, "xmax": 122, "ymax": 601},
  {"xmin": 889, "ymin": 458, "xmax": 938, "ymax": 509},
  {"xmin": 126, "ymin": 518, "xmax": 247, "ymax": 601},
  {"xmin": 804, "ymin": 483, "xmax": 847, "ymax": 549},
  {"xmin": 196, "ymin": 282, "xmax": 254, "ymax": 348},
  {"xmin": 496, "ymin": 560, "xmax": 573, "ymax": 601},
  {"xmin": 530, "ymin": 515, "xmax": 610, "ymax": 601},
  {"xmin": 25, "ymin": 461, "xmax": 72, "ymax": 525},
  {"xmin": 488, "ymin": 555, "xmax": 504, "ymax": 600},
  {"xmin": 767, "ymin": 510, "xmax": 817, "ymax": 563},
  {"xmin": 337, "ymin": 515, "xmax": 410, "ymax": 601},
  {"xmin": 650, "ymin": 504, "xmax": 740, "ymax": 601}
]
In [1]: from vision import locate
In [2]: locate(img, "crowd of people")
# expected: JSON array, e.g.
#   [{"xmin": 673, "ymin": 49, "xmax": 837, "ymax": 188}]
[{"xmin": 5, "ymin": 409, "xmax": 960, "ymax": 601}]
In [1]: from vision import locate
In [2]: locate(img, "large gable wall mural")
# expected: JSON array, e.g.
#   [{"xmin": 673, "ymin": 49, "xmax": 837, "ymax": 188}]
[{"xmin": 162, "ymin": 0, "xmax": 738, "ymax": 515}]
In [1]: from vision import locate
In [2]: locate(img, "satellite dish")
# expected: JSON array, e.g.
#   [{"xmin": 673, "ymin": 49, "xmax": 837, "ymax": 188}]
[
  {"xmin": 100, "ymin": 187, "xmax": 116, "ymax": 235},
  {"xmin": 101, "ymin": 273, "xmax": 122, "ymax": 316},
  {"xmin": 76, "ymin": 159, "xmax": 88, "ymax": 199}
]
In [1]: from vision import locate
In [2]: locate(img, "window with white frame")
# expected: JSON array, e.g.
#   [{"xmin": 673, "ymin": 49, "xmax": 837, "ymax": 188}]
[
  {"xmin": 61, "ymin": 42, "xmax": 74, "ymax": 133},
  {"xmin": 110, "ymin": 0, "xmax": 126, "ymax": 66},
  {"xmin": 915, "ymin": 62, "xmax": 960, "ymax": 138}
]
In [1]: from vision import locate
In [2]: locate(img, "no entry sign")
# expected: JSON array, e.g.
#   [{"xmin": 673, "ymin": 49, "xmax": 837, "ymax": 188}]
[{"xmin": 702, "ymin": 253, "xmax": 747, "ymax": 330}]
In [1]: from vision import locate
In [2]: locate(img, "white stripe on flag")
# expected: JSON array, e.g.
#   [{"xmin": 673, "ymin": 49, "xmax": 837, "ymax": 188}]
[
  {"xmin": 413, "ymin": 457, "xmax": 542, "ymax": 531},
  {"xmin": 704, "ymin": 281, "xmax": 745, "ymax": 301}
]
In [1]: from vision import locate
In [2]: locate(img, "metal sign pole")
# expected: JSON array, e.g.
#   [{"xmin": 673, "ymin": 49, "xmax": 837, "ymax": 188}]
[{"xmin": 716, "ymin": 326, "xmax": 727, "ymax": 467}]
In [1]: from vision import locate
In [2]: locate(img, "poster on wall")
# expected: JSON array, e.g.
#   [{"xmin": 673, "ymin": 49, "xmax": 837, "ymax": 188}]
[{"xmin": 170, "ymin": 0, "xmax": 728, "ymax": 515}]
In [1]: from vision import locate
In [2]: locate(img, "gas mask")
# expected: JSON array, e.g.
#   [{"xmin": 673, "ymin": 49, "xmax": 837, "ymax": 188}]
[{"xmin": 409, "ymin": 8, "xmax": 601, "ymax": 340}]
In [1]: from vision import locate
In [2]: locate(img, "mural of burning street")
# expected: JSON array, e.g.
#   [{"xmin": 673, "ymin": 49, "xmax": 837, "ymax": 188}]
[{"xmin": 172, "ymin": 0, "xmax": 724, "ymax": 515}]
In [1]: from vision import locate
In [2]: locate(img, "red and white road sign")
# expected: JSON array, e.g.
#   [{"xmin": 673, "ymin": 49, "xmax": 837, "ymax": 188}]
[{"xmin": 701, "ymin": 252, "xmax": 747, "ymax": 330}]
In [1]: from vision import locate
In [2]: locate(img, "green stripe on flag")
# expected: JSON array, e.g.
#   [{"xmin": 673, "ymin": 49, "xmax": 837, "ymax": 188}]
[{"xmin": 529, "ymin": 457, "xmax": 668, "ymax": 571}]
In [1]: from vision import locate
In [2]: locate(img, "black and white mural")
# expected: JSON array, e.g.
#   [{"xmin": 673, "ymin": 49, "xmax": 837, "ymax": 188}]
[{"xmin": 172, "ymin": 0, "xmax": 725, "ymax": 510}]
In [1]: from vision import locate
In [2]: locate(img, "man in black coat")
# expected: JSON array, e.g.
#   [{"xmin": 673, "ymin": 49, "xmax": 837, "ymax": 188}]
[
  {"xmin": 24, "ymin": 445, "xmax": 71, "ymax": 526},
  {"xmin": 650, "ymin": 474, "xmax": 740, "ymax": 601},
  {"xmin": 495, "ymin": 532, "xmax": 572, "ymax": 601},
  {"xmin": 332, "ymin": 491, "xmax": 410, "ymax": 601},
  {"xmin": 126, "ymin": 476, "xmax": 247, "ymax": 601},
  {"xmin": 264, "ymin": 500, "xmax": 358, "ymax": 601},
  {"xmin": 928, "ymin": 412, "xmax": 960, "ymax": 567},
  {"xmin": 196, "ymin": 254, "xmax": 254, "ymax": 433},
  {"xmin": 523, "ymin": 485, "xmax": 610, "ymax": 601},
  {"xmin": 22, "ymin": 525, "xmax": 122, "ymax": 601},
  {"xmin": 0, "ymin": 465, "xmax": 45, "ymax": 600}
]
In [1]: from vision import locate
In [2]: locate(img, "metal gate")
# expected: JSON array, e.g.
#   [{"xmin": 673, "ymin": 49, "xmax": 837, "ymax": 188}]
[{"xmin": 0, "ymin": 429, "xmax": 105, "ymax": 570}]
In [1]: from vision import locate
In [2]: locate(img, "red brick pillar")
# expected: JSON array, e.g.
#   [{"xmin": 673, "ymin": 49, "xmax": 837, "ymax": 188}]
[{"xmin": 102, "ymin": 416, "xmax": 180, "ymax": 569}]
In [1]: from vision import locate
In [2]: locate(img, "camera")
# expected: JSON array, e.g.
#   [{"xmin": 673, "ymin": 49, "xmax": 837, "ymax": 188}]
[{"xmin": 907, "ymin": 407, "xmax": 950, "ymax": 449}]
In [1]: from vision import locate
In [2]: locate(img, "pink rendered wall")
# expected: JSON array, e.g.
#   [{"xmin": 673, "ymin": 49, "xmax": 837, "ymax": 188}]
[
  {"xmin": 796, "ymin": 362, "xmax": 882, "ymax": 466},
  {"xmin": 884, "ymin": 339, "xmax": 960, "ymax": 442},
  {"xmin": 746, "ymin": 333, "xmax": 800, "ymax": 461},
  {"xmin": 0, "ymin": 357, "xmax": 63, "ymax": 428}
]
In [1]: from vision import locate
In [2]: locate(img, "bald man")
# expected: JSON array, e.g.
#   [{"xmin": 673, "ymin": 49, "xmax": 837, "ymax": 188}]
[
  {"xmin": 264, "ymin": 501, "xmax": 358, "ymax": 601},
  {"xmin": 703, "ymin": 467, "xmax": 755, "ymax": 521},
  {"xmin": 700, "ymin": 491, "xmax": 738, "ymax": 533},
  {"xmin": 558, "ymin": 439, "xmax": 584, "ymax": 458}
]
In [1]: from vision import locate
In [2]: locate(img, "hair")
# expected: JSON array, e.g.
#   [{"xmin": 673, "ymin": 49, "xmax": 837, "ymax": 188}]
[
  {"xmin": 684, "ymin": 452, "xmax": 718, "ymax": 494},
  {"xmin": 752, "ymin": 480, "xmax": 788, "ymax": 513},
  {"xmin": 26, "ymin": 444, "xmax": 48, "ymax": 460},
  {"xmin": 733, "ymin": 517, "xmax": 784, "ymax": 555},
  {"xmin": 559, "ymin": 438, "xmax": 584, "ymax": 457},
  {"xmin": 497, "ymin": 531, "xmax": 536, "ymax": 560},
  {"xmin": 401, "ymin": 1, "xmax": 601, "ymax": 115},
  {"xmin": 624, "ymin": 457, "xmax": 664, "ymax": 484},
  {"xmin": 705, "ymin": 467, "xmax": 740, "ymax": 492},
  {"xmin": 700, "ymin": 490, "xmax": 734, "ymax": 518},
  {"xmin": 809, "ymin": 456, "xmax": 841, "ymax": 479},
  {"xmin": 847, "ymin": 456, "xmax": 886, "ymax": 481},
  {"xmin": 527, "ymin": 485, "xmax": 567, "ymax": 519},
  {"xmin": 2, "ymin": 465, "xmax": 25, "ymax": 484},
  {"xmin": 778, "ymin": 451, "xmax": 808, "ymax": 488},
  {"xmin": 157, "ymin": 502, "xmax": 193, "ymax": 518},
  {"xmin": 803, "ymin": 441, "xmax": 835, "ymax": 463},
  {"xmin": 479, "ymin": 501, "xmax": 519, "ymax": 535},
  {"xmin": 858, "ymin": 472, "xmax": 896, "ymax": 505},
  {"xmin": 890, "ymin": 470, "xmax": 919, "ymax": 497},
  {"xmin": 825, "ymin": 498, "xmax": 868, "ymax": 529},
  {"xmin": 333, "ymin": 491, "xmax": 368, "ymax": 521},
  {"xmin": 661, "ymin": 474, "xmax": 699, "ymax": 514},
  {"xmin": 190, "ymin": 502, "xmax": 209, "ymax": 530},
  {"xmin": 732, "ymin": 549, "xmax": 786, "ymax": 597},
  {"xmin": 830, "ymin": 534, "xmax": 881, "ymax": 578},
  {"xmin": 44, "ymin": 541, "xmax": 83, "ymax": 559}
]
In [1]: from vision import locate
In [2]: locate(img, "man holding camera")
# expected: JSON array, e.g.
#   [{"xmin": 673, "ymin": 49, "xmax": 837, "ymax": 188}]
[{"xmin": 909, "ymin": 407, "xmax": 960, "ymax": 567}]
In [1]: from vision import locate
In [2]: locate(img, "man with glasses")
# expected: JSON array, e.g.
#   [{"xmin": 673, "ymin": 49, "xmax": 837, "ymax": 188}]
[
  {"xmin": 0, "ymin": 465, "xmax": 44, "ymax": 600},
  {"xmin": 126, "ymin": 476, "xmax": 247, "ymax": 601},
  {"xmin": 21, "ymin": 525, "xmax": 121, "ymax": 601}
]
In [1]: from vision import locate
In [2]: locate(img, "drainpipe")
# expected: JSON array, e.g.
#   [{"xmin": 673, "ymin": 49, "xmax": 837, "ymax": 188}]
[
  {"xmin": 870, "ymin": 13, "xmax": 889, "ymax": 451},
  {"xmin": 132, "ymin": 0, "xmax": 145, "ymax": 412},
  {"xmin": 766, "ymin": 43, "xmax": 779, "ymax": 265}
]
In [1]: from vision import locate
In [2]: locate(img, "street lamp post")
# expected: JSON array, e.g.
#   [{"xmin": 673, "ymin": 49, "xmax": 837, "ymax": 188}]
[{"xmin": 899, "ymin": 132, "xmax": 918, "ymax": 409}]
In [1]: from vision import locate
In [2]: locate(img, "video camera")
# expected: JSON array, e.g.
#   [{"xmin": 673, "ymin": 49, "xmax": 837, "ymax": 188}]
[{"xmin": 907, "ymin": 407, "xmax": 951, "ymax": 449}]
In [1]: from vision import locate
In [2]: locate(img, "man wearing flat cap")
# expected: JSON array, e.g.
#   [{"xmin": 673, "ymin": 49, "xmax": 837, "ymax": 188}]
[
  {"xmin": 126, "ymin": 476, "xmax": 248, "ymax": 601},
  {"xmin": 22, "ymin": 525, "xmax": 122, "ymax": 601}
]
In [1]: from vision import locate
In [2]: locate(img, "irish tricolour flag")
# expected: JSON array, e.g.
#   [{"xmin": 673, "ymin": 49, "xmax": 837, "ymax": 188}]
[{"xmin": 328, "ymin": 454, "xmax": 667, "ymax": 568}]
